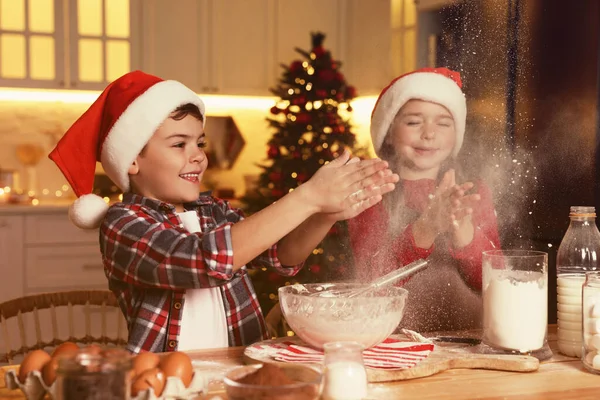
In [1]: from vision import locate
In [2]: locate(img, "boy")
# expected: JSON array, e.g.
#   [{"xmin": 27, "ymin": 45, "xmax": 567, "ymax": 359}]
[{"xmin": 49, "ymin": 70, "xmax": 398, "ymax": 353}]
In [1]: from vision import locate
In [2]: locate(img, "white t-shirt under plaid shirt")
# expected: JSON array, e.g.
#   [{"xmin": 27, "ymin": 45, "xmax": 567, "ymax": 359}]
[{"xmin": 177, "ymin": 210, "xmax": 228, "ymax": 350}]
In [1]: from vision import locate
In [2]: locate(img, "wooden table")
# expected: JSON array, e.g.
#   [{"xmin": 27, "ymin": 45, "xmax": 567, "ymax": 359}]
[{"xmin": 2, "ymin": 325, "xmax": 599, "ymax": 399}]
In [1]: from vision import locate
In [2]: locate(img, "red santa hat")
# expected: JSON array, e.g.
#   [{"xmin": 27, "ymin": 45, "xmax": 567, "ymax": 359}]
[
  {"xmin": 49, "ymin": 70, "xmax": 205, "ymax": 229},
  {"xmin": 370, "ymin": 67, "xmax": 466, "ymax": 156}
]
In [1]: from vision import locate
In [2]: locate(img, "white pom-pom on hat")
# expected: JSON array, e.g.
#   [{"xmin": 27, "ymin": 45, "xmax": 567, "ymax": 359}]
[
  {"xmin": 48, "ymin": 70, "xmax": 205, "ymax": 229},
  {"xmin": 69, "ymin": 194, "xmax": 110, "ymax": 229}
]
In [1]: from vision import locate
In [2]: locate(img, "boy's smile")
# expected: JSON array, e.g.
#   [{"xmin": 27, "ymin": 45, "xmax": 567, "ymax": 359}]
[
  {"xmin": 180, "ymin": 171, "xmax": 202, "ymax": 183},
  {"xmin": 128, "ymin": 113, "xmax": 207, "ymax": 211}
]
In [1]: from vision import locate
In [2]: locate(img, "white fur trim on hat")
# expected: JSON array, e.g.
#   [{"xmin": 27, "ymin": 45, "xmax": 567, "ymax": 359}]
[
  {"xmin": 69, "ymin": 193, "xmax": 110, "ymax": 229},
  {"xmin": 100, "ymin": 80, "xmax": 205, "ymax": 192},
  {"xmin": 370, "ymin": 72, "xmax": 466, "ymax": 156}
]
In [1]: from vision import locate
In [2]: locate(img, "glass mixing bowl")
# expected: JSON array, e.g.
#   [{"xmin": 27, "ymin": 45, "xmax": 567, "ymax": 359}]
[
  {"xmin": 278, "ymin": 283, "xmax": 408, "ymax": 349},
  {"xmin": 224, "ymin": 363, "xmax": 322, "ymax": 400}
]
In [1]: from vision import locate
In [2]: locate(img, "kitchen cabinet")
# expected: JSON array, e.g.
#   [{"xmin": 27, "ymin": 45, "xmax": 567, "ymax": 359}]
[
  {"xmin": 345, "ymin": 0, "xmax": 394, "ymax": 95},
  {"xmin": 0, "ymin": 215, "xmax": 24, "ymax": 302},
  {"xmin": 1, "ymin": 0, "xmax": 396, "ymax": 95},
  {"xmin": 0, "ymin": 206, "xmax": 125, "ymax": 347},
  {"xmin": 0, "ymin": 206, "xmax": 105, "ymax": 303},
  {"xmin": 141, "ymin": 0, "xmax": 393, "ymax": 96},
  {"xmin": 0, "ymin": 0, "xmax": 141, "ymax": 90}
]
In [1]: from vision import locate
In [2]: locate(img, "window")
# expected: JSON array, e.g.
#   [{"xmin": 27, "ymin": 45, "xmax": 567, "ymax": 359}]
[
  {"xmin": 391, "ymin": 0, "xmax": 417, "ymax": 76},
  {"xmin": 72, "ymin": 0, "xmax": 131, "ymax": 86},
  {"xmin": 0, "ymin": 0, "xmax": 60, "ymax": 85}
]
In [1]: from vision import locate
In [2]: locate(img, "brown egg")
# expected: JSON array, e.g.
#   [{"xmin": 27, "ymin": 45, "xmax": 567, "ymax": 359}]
[
  {"xmin": 41, "ymin": 357, "xmax": 59, "ymax": 386},
  {"xmin": 18, "ymin": 350, "xmax": 51, "ymax": 382},
  {"xmin": 42, "ymin": 347, "xmax": 79, "ymax": 386},
  {"xmin": 131, "ymin": 368, "xmax": 166, "ymax": 397},
  {"xmin": 158, "ymin": 351, "xmax": 193, "ymax": 387},
  {"xmin": 133, "ymin": 352, "xmax": 160, "ymax": 377},
  {"xmin": 51, "ymin": 342, "xmax": 79, "ymax": 358},
  {"xmin": 84, "ymin": 344, "xmax": 103, "ymax": 355}
]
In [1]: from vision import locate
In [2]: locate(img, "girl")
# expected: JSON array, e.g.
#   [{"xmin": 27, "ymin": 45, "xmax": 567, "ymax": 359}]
[{"xmin": 348, "ymin": 67, "xmax": 500, "ymax": 332}]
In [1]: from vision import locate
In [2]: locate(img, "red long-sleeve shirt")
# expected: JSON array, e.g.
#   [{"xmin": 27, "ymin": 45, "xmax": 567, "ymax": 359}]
[{"xmin": 348, "ymin": 179, "xmax": 500, "ymax": 291}]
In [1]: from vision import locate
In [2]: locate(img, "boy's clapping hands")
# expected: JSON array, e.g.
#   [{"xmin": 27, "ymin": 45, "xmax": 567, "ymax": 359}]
[{"xmin": 300, "ymin": 149, "xmax": 400, "ymax": 221}]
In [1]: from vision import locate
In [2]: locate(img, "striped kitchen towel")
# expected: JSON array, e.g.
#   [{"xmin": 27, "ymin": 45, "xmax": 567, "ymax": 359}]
[{"xmin": 246, "ymin": 338, "xmax": 434, "ymax": 370}]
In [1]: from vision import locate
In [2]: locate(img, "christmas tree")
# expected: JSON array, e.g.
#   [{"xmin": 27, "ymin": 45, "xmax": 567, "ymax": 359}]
[{"xmin": 242, "ymin": 32, "xmax": 365, "ymax": 317}]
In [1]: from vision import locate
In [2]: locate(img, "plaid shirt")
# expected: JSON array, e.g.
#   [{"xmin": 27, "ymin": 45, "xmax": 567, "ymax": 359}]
[{"xmin": 99, "ymin": 192, "xmax": 302, "ymax": 353}]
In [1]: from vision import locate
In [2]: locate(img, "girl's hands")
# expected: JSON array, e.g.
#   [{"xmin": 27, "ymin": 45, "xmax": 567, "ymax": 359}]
[
  {"xmin": 416, "ymin": 169, "xmax": 480, "ymax": 247},
  {"xmin": 300, "ymin": 149, "xmax": 399, "ymax": 219}
]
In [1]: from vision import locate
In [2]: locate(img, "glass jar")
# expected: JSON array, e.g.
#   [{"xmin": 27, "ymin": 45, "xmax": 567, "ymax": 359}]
[
  {"xmin": 322, "ymin": 342, "xmax": 368, "ymax": 400},
  {"xmin": 583, "ymin": 271, "xmax": 600, "ymax": 373},
  {"xmin": 556, "ymin": 206, "xmax": 600, "ymax": 357},
  {"xmin": 482, "ymin": 250, "xmax": 548, "ymax": 354},
  {"xmin": 55, "ymin": 347, "xmax": 132, "ymax": 400}
]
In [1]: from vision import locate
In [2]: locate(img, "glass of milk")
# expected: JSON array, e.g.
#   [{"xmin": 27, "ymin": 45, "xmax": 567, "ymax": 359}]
[
  {"xmin": 482, "ymin": 250, "xmax": 548, "ymax": 353},
  {"xmin": 322, "ymin": 341, "xmax": 368, "ymax": 400}
]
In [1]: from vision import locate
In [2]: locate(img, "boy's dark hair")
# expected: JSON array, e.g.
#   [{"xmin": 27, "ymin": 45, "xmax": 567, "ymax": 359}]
[
  {"xmin": 171, "ymin": 103, "xmax": 204, "ymax": 122},
  {"xmin": 137, "ymin": 103, "xmax": 204, "ymax": 158}
]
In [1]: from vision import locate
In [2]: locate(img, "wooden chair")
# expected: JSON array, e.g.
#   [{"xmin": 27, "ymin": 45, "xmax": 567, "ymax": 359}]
[{"xmin": 0, "ymin": 290, "xmax": 128, "ymax": 364}]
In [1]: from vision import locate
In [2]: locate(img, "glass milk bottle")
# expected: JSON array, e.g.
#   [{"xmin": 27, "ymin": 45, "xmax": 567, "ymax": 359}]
[{"xmin": 556, "ymin": 206, "xmax": 600, "ymax": 357}]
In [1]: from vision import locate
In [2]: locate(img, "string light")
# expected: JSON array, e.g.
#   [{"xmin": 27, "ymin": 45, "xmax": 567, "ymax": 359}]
[
  {"xmin": 287, "ymin": 88, "xmax": 294, "ymax": 95},
  {"xmin": 31, "ymin": 199, "xmax": 39, "ymax": 206},
  {"xmin": 306, "ymin": 83, "xmax": 313, "ymax": 91},
  {"xmin": 307, "ymin": 67, "xmax": 315, "ymax": 75},
  {"xmin": 313, "ymin": 101, "xmax": 323, "ymax": 109},
  {"xmin": 323, "ymin": 143, "xmax": 329, "ymax": 148},
  {"xmin": 291, "ymin": 172, "xmax": 298, "ymax": 178},
  {"xmin": 302, "ymin": 61, "xmax": 308, "ymax": 67},
  {"xmin": 305, "ymin": 102, "xmax": 313, "ymax": 111},
  {"xmin": 323, "ymin": 127, "xmax": 333, "ymax": 133}
]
